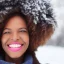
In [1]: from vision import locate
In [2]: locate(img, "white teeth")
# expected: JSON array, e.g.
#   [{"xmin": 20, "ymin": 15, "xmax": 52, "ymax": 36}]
[{"xmin": 9, "ymin": 44, "xmax": 21, "ymax": 48}]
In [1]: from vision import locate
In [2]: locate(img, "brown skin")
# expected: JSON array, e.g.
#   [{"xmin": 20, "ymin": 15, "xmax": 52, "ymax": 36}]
[{"xmin": 1, "ymin": 16, "xmax": 29, "ymax": 64}]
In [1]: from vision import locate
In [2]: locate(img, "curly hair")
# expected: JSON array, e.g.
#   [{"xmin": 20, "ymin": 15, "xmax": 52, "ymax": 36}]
[{"xmin": 0, "ymin": 0, "xmax": 56, "ymax": 54}]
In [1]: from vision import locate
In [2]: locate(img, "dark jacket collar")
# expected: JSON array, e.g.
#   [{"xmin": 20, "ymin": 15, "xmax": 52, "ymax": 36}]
[{"xmin": 0, "ymin": 54, "xmax": 33, "ymax": 64}]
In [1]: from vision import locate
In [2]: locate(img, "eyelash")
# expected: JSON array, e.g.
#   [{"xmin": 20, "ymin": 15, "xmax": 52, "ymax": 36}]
[
  {"xmin": 19, "ymin": 30, "xmax": 27, "ymax": 32},
  {"xmin": 3, "ymin": 30, "xmax": 27, "ymax": 34},
  {"xmin": 3, "ymin": 32, "xmax": 10, "ymax": 34}
]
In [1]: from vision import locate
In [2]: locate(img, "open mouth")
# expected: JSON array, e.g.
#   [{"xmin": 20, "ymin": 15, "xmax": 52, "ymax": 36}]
[
  {"xmin": 8, "ymin": 44, "xmax": 24, "ymax": 48},
  {"xmin": 7, "ymin": 44, "xmax": 24, "ymax": 52}
]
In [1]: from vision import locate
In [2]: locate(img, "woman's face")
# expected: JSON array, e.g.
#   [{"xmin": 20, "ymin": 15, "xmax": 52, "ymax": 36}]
[{"xmin": 1, "ymin": 16, "xmax": 29, "ymax": 59}]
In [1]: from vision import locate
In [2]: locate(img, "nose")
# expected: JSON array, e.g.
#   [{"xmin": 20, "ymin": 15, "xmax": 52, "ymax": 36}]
[{"xmin": 11, "ymin": 32, "xmax": 19, "ymax": 41}]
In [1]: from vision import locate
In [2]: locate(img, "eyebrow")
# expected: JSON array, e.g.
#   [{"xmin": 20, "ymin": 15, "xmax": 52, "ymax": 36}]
[
  {"xmin": 4, "ymin": 28, "xmax": 11, "ymax": 30},
  {"xmin": 19, "ymin": 28, "xmax": 27, "ymax": 30}
]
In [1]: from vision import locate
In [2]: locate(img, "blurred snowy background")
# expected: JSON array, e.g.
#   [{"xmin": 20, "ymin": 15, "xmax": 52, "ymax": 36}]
[{"xmin": 36, "ymin": 0, "xmax": 64, "ymax": 64}]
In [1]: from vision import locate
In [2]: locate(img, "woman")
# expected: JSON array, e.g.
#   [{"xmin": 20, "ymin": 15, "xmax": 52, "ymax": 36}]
[{"xmin": 0, "ymin": 0, "xmax": 56, "ymax": 64}]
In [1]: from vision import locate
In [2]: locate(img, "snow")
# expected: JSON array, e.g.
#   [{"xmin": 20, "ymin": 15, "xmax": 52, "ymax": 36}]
[{"xmin": 35, "ymin": 45, "xmax": 64, "ymax": 64}]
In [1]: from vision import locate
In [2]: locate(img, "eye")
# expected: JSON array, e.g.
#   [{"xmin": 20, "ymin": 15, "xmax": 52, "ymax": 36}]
[
  {"xmin": 19, "ymin": 29, "xmax": 28, "ymax": 33},
  {"xmin": 3, "ymin": 31, "xmax": 11, "ymax": 34}
]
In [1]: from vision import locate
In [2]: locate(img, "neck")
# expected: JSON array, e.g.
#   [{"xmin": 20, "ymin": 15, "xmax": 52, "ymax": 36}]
[{"xmin": 5, "ymin": 54, "xmax": 24, "ymax": 64}]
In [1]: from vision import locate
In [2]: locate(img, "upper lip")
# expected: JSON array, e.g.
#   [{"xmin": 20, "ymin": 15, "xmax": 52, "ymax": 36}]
[{"xmin": 7, "ymin": 42, "xmax": 24, "ymax": 46}]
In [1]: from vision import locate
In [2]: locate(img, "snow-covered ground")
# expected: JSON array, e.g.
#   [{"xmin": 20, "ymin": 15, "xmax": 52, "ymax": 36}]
[{"xmin": 36, "ymin": 45, "xmax": 64, "ymax": 64}]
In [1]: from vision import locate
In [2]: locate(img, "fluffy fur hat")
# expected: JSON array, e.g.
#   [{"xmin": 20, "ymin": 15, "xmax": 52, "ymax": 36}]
[{"xmin": 0, "ymin": 0, "xmax": 56, "ymax": 28}]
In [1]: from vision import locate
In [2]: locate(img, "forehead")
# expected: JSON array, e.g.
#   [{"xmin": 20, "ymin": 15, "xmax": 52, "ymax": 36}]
[{"xmin": 4, "ymin": 16, "xmax": 27, "ymax": 29}]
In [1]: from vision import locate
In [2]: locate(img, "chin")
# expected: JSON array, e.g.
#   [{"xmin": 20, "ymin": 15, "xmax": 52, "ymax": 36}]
[{"xmin": 7, "ymin": 53, "xmax": 23, "ymax": 59}]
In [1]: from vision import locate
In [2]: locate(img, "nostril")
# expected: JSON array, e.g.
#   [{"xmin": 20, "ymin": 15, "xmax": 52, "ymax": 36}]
[{"xmin": 11, "ymin": 38, "xmax": 19, "ymax": 41}]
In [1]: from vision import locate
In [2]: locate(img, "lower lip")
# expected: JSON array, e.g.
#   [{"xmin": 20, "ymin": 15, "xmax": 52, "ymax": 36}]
[{"xmin": 8, "ymin": 46, "xmax": 22, "ymax": 52}]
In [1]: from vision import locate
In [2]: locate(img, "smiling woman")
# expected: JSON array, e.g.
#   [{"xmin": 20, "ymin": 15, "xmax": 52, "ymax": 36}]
[
  {"xmin": 0, "ymin": 0, "xmax": 56, "ymax": 64},
  {"xmin": 2, "ymin": 15, "xmax": 29, "ymax": 64}
]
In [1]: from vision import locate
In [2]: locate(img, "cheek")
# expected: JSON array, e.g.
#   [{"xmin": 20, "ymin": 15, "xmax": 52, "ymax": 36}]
[
  {"xmin": 1, "ymin": 33, "xmax": 29, "ymax": 45},
  {"xmin": 1, "ymin": 35, "xmax": 10, "ymax": 45},
  {"xmin": 19, "ymin": 33, "xmax": 29, "ymax": 44}
]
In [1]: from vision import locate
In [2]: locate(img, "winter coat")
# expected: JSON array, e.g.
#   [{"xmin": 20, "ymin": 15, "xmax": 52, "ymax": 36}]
[
  {"xmin": 0, "ymin": 53, "xmax": 40, "ymax": 64},
  {"xmin": 0, "ymin": 54, "xmax": 33, "ymax": 64}
]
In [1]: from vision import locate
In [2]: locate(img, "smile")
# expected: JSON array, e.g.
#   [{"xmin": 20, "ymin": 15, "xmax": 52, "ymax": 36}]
[
  {"xmin": 9, "ymin": 44, "xmax": 22, "ymax": 48},
  {"xmin": 8, "ymin": 44, "xmax": 24, "ymax": 52}
]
